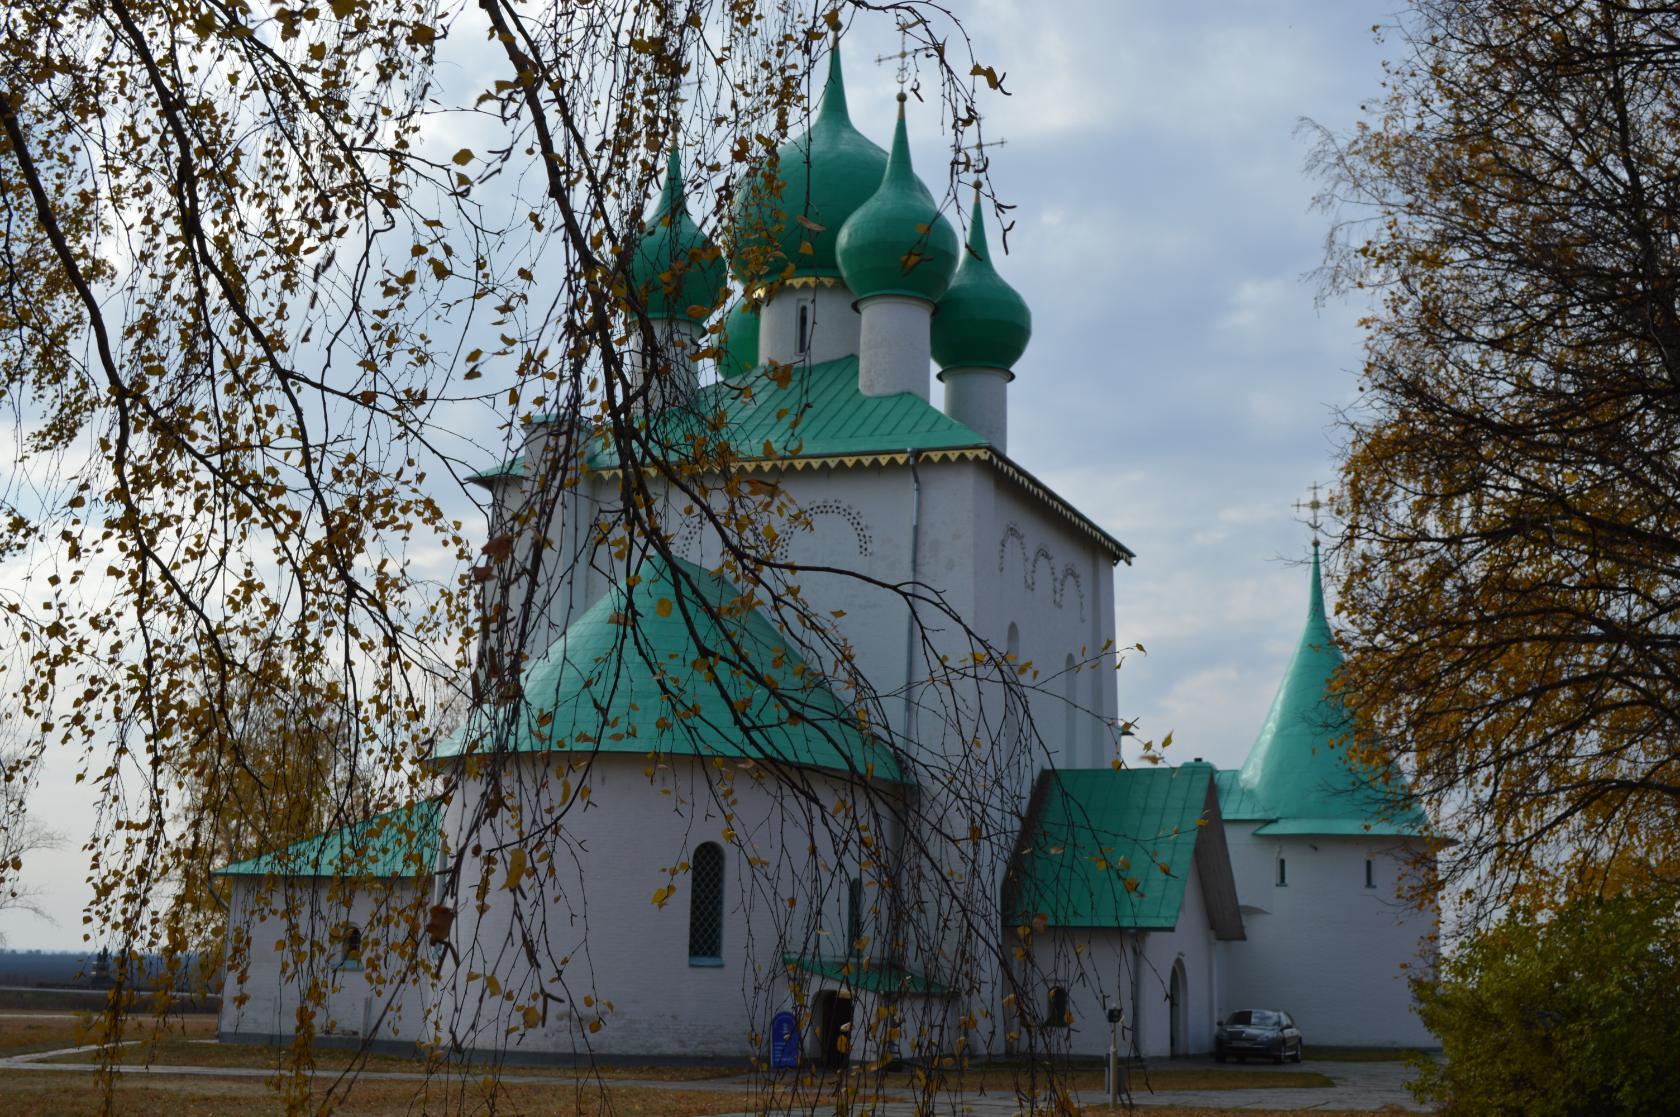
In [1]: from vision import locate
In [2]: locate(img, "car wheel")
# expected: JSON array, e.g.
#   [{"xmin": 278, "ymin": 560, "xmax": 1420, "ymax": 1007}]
[
  {"xmin": 1291, "ymin": 1042, "xmax": 1304, "ymax": 1063},
  {"xmin": 1273, "ymin": 1048, "xmax": 1286, "ymax": 1065}
]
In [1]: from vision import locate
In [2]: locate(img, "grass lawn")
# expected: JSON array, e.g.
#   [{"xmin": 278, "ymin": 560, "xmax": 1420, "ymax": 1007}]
[
  {"xmin": 886, "ymin": 1065, "xmax": 1333, "ymax": 1094},
  {"xmin": 0, "ymin": 1013, "xmax": 218, "ymax": 1058},
  {"xmin": 0, "ymin": 1072, "xmax": 764, "ymax": 1117},
  {"xmin": 39, "ymin": 1032, "xmax": 744, "ymax": 1080}
]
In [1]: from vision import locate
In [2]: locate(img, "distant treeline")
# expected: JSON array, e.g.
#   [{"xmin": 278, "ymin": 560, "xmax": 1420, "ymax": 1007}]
[{"xmin": 0, "ymin": 949, "xmax": 209, "ymax": 991}]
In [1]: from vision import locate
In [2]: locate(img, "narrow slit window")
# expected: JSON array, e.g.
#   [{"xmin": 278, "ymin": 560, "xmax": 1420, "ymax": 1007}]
[
  {"xmin": 1276, "ymin": 857, "xmax": 1287, "ymax": 887},
  {"xmin": 796, "ymin": 302, "xmax": 811, "ymax": 355},
  {"xmin": 689, "ymin": 842, "xmax": 725, "ymax": 965},
  {"xmin": 846, "ymin": 877, "xmax": 863, "ymax": 954},
  {"xmin": 1365, "ymin": 858, "xmax": 1375, "ymax": 888}
]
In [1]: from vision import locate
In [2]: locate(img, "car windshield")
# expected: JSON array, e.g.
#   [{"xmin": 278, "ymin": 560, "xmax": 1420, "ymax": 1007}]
[{"xmin": 1226, "ymin": 1010, "xmax": 1281, "ymax": 1027}]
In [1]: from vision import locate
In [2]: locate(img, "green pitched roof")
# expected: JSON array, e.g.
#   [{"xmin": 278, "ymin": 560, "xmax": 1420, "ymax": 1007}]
[
  {"xmin": 433, "ymin": 555, "xmax": 904, "ymax": 783},
  {"xmin": 1008, "ymin": 764, "xmax": 1217, "ymax": 931},
  {"xmin": 216, "ymin": 800, "xmax": 440, "ymax": 879},
  {"xmin": 587, "ymin": 355, "xmax": 987, "ymax": 470},
  {"xmin": 1223, "ymin": 545, "xmax": 1428, "ymax": 837}
]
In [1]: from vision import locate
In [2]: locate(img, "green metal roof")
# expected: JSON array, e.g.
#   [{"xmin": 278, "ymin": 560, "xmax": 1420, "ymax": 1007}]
[
  {"xmin": 730, "ymin": 44, "xmax": 888, "ymax": 283},
  {"xmin": 1007, "ymin": 764, "xmax": 1216, "ymax": 931},
  {"xmin": 587, "ymin": 355, "xmax": 987, "ymax": 470},
  {"xmin": 433, "ymin": 555, "xmax": 905, "ymax": 783},
  {"xmin": 1224, "ymin": 545, "xmax": 1428, "ymax": 838},
  {"xmin": 783, "ymin": 955, "xmax": 948, "ymax": 996},
  {"xmin": 466, "ymin": 455, "xmax": 526, "ymax": 488},
  {"xmin": 216, "ymin": 800, "xmax": 440, "ymax": 879},
  {"xmin": 835, "ymin": 98, "xmax": 957, "ymax": 304},
  {"xmin": 1211, "ymin": 769, "xmax": 1271, "ymax": 822},
  {"xmin": 932, "ymin": 191, "xmax": 1031, "ymax": 374}
]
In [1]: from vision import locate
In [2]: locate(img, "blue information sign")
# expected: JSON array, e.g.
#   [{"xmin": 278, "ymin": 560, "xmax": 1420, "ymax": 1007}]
[{"xmin": 769, "ymin": 1010, "xmax": 800, "ymax": 1069}]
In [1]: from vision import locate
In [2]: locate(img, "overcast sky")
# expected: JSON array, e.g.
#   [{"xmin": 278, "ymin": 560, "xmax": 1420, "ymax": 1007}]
[{"xmin": 0, "ymin": 1, "xmax": 1401, "ymax": 951}]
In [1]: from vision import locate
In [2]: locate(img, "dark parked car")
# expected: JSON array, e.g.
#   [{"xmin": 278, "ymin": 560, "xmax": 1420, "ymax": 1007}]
[{"xmin": 1213, "ymin": 1009, "xmax": 1303, "ymax": 1063}]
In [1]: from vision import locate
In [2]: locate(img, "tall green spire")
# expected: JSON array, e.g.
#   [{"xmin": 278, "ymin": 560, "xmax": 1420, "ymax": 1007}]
[
  {"xmin": 932, "ymin": 188, "xmax": 1032, "ymax": 373},
  {"xmin": 1235, "ymin": 541, "xmax": 1428, "ymax": 836},
  {"xmin": 729, "ymin": 41, "xmax": 888, "ymax": 282},
  {"xmin": 630, "ymin": 147, "xmax": 727, "ymax": 321},
  {"xmin": 835, "ymin": 96, "xmax": 958, "ymax": 303}
]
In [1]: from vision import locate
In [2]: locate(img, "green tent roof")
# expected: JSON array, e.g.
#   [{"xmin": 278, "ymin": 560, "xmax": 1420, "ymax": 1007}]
[
  {"xmin": 1008, "ymin": 764, "xmax": 1219, "ymax": 931},
  {"xmin": 216, "ymin": 800, "xmax": 440, "ymax": 879},
  {"xmin": 433, "ymin": 555, "xmax": 905, "ymax": 783},
  {"xmin": 1221, "ymin": 545, "xmax": 1428, "ymax": 838}
]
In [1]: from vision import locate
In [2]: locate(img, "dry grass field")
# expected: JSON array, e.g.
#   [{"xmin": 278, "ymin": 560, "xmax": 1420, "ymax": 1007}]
[{"xmin": 1, "ymin": 1014, "xmax": 1407, "ymax": 1116}]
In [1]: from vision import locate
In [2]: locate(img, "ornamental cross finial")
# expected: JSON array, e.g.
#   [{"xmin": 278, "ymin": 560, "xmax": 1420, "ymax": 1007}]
[
  {"xmin": 1294, "ymin": 482, "xmax": 1325, "ymax": 544},
  {"xmin": 875, "ymin": 16, "xmax": 932, "ymax": 93},
  {"xmin": 959, "ymin": 136, "xmax": 1007, "ymax": 174}
]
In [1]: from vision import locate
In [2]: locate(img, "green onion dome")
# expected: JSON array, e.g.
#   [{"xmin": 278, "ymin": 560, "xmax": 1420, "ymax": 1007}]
[
  {"xmin": 932, "ymin": 191, "xmax": 1032, "ymax": 373},
  {"xmin": 729, "ymin": 44, "xmax": 888, "ymax": 283},
  {"xmin": 720, "ymin": 297, "xmax": 760, "ymax": 376},
  {"xmin": 631, "ymin": 149, "xmax": 728, "ymax": 322},
  {"xmin": 835, "ymin": 97, "xmax": 958, "ymax": 304}
]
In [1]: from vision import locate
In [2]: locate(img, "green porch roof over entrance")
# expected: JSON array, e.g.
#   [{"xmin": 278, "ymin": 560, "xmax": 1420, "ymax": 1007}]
[
  {"xmin": 783, "ymin": 955, "xmax": 948, "ymax": 996},
  {"xmin": 1222, "ymin": 545, "xmax": 1428, "ymax": 838},
  {"xmin": 433, "ymin": 555, "xmax": 904, "ymax": 783},
  {"xmin": 215, "ymin": 800, "xmax": 439, "ymax": 879},
  {"xmin": 1007, "ymin": 763, "xmax": 1240, "ymax": 935}
]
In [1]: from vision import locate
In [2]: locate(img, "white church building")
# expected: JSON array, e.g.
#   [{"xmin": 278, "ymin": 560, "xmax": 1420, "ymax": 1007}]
[{"xmin": 214, "ymin": 44, "xmax": 1436, "ymax": 1065}]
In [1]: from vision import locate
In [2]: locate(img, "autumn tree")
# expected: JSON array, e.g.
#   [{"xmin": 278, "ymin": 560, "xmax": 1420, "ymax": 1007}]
[
  {"xmin": 0, "ymin": 0, "xmax": 1136, "ymax": 1112},
  {"xmin": 0, "ymin": 744, "xmax": 64, "ymax": 944},
  {"xmin": 1314, "ymin": 0, "xmax": 1680, "ymax": 927}
]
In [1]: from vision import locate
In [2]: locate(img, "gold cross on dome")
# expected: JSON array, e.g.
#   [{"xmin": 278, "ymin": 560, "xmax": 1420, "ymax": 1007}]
[{"xmin": 1294, "ymin": 482, "xmax": 1325, "ymax": 542}]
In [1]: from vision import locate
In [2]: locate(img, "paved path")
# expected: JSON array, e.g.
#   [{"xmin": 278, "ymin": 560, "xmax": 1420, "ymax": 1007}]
[{"xmin": 0, "ymin": 1046, "xmax": 1431, "ymax": 1112}]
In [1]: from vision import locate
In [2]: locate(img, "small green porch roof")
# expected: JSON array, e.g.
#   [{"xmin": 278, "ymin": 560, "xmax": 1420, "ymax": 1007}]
[
  {"xmin": 1007, "ymin": 763, "xmax": 1240, "ymax": 936},
  {"xmin": 433, "ymin": 555, "xmax": 905, "ymax": 783},
  {"xmin": 1222, "ymin": 545, "xmax": 1429, "ymax": 838},
  {"xmin": 215, "ymin": 800, "xmax": 440, "ymax": 879},
  {"xmin": 782, "ymin": 955, "xmax": 948, "ymax": 996}
]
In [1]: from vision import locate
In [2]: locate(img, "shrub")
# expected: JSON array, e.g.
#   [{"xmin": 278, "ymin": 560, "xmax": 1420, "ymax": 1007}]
[{"xmin": 1411, "ymin": 892, "xmax": 1680, "ymax": 1116}]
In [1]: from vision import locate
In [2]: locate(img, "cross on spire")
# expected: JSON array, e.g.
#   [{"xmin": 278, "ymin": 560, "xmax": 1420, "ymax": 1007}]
[
  {"xmin": 1294, "ymin": 482, "xmax": 1326, "ymax": 547},
  {"xmin": 959, "ymin": 136, "xmax": 1007, "ymax": 174},
  {"xmin": 875, "ymin": 17, "xmax": 932, "ymax": 93}
]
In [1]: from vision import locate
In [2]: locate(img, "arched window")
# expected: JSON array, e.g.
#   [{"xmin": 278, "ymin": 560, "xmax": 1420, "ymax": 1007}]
[
  {"xmin": 1046, "ymin": 986, "xmax": 1069, "ymax": 1029},
  {"xmin": 689, "ymin": 842, "xmax": 725, "ymax": 965},
  {"xmin": 339, "ymin": 924, "xmax": 363, "ymax": 971}
]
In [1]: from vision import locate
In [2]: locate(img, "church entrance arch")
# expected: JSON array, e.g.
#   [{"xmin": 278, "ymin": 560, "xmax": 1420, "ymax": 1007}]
[
  {"xmin": 1168, "ymin": 961, "xmax": 1186, "ymax": 1057},
  {"xmin": 810, "ymin": 990, "xmax": 854, "ymax": 1069}
]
